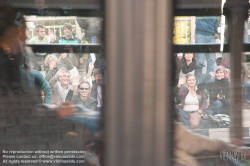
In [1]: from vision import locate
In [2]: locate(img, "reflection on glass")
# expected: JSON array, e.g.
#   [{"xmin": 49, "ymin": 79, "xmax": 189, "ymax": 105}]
[
  {"xmin": 24, "ymin": 16, "xmax": 102, "ymax": 44},
  {"xmin": 29, "ymin": 0, "xmax": 48, "ymax": 15}
]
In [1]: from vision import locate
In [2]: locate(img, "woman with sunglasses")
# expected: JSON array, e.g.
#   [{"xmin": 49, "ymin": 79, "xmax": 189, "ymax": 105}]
[{"xmin": 66, "ymin": 76, "xmax": 97, "ymax": 111}]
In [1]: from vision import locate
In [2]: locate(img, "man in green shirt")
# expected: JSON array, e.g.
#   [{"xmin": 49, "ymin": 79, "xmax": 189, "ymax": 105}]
[
  {"xmin": 56, "ymin": 23, "xmax": 81, "ymax": 44},
  {"xmin": 28, "ymin": 24, "xmax": 50, "ymax": 44}
]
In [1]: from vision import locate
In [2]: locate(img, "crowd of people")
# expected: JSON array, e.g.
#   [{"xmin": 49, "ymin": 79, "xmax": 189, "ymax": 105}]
[
  {"xmin": 22, "ymin": 20, "xmax": 104, "ymax": 113},
  {"xmin": 0, "ymin": 4, "xmax": 106, "ymax": 165},
  {"xmin": 2, "ymin": 4, "xmax": 250, "ymax": 166},
  {"xmin": 175, "ymin": 51, "xmax": 250, "ymax": 129}
]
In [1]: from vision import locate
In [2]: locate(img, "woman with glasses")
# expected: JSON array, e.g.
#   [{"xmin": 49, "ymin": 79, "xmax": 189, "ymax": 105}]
[{"xmin": 66, "ymin": 76, "xmax": 97, "ymax": 111}]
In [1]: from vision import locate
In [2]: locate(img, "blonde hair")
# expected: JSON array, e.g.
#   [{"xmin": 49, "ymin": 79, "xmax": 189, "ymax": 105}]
[{"xmin": 44, "ymin": 54, "xmax": 59, "ymax": 66}]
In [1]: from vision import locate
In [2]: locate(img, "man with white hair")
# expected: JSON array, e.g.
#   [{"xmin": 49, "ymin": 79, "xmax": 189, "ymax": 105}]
[{"xmin": 49, "ymin": 67, "xmax": 71, "ymax": 105}]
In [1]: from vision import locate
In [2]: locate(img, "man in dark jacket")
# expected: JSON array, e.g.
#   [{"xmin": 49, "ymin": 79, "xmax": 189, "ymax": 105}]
[{"xmin": 90, "ymin": 68, "xmax": 103, "ymax": 112}]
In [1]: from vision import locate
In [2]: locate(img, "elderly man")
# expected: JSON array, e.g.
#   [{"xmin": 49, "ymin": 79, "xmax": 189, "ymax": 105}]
[
  {"xmin": 28, "ymin": 24, "xmax": 50, "ymax": 44},
  {"xmin": 49, "ymin": 67, "xmax": 71, "ymax": 105}
]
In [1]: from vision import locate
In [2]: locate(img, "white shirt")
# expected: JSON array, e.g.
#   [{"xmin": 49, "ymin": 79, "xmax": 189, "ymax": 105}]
[
  {"xmin": 57, "ymin": 82, "xmax": 71, "ymax": 101},
  {"xmin": 183, "ymin": 93, "xmax": 199, "ymax": 112}
]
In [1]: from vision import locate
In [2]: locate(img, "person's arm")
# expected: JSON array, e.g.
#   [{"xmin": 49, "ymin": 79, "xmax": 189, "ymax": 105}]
[
  {"xmin": 198, "ymin": 90, "xmax": 207, "ymax": 114},
  {"xmin": 197, "ymin": 76, "xmax": 213, "ymax": 90},
  {"xmin": 54, "ymin": 37, "xmax": 60, "ymax": 43},
  {"xmin": 175, "ymin": 85, "xmax": 188, "ymax": 97},
  {"xmin": 219, "ymin": 83, "xmax": 230, "ymax": 102},
  {"xmin": 34, "ymin": 70, "xmax": 52, "ymax": 104},
  {"xmin": 89, "ymin": 99, "xmax": 97, "ymax": 111},
  {"xmin": 65, "ymin": 76, "xmax": 81, "ymax": 102},
  {"xmin": 85, "ymin": 63, "xmax": 94, "ymax": 80},
  {"xmin": 90, "ymin": 53, "xmax": 96, "ymax": 64},
  {"xmin": 49, "ymin": 75, "xmax": 58, "ymax": 89},
  {"xmin": 59, "ymin": 55, "xmax": 74, "ymax": 70},
  {"xmin": 45, "ymin": 68, "xmax": 57, "ymax": 82},
  {"xmin": 202, "ymin": 73, "xmax": 213, "ymax": 83},
  {"xmin": 57, "ymin": 102, "xmax": 101, "ymax": 135}
]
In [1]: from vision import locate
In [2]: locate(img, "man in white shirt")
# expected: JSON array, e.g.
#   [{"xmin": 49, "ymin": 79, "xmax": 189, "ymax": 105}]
[{"xmin": 28, "ymin": 24, "xmax": 50, "ymax": 44}]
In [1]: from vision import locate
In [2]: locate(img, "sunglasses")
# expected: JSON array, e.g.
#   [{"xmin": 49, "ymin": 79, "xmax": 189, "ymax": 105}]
[{"xmin": 79, "ymin": 87, "xmax": 90, "ymax": 91}]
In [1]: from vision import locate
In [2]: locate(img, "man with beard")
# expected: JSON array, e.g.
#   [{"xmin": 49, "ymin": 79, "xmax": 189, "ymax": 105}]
[{"xmin": 49, "ymin": 67, "xmax": 71, "ymax": 105}]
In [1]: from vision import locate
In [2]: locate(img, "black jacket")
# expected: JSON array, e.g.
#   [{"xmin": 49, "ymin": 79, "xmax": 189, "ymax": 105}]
[{"xmin": 197, "ymin": 76, "xmax": 230, "ymax": 105}]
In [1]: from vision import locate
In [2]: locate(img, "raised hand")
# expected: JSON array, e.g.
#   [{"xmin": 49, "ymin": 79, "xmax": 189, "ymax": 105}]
[
  {"xmin": 59, "ymin": 53, "xmax": 67, "ymax": 60},
  {"xmin": 209, "ymin": 72, "xmax": 215, "ymax": 77},
  {"xmin": 177, "ymin": 76, "xmax": 186, "ymax": 88},
  {"xmin": 71, "ymin": 75, "xmax": 82, "ymax": 90},
  {"xmin": 89, "ymin": 62, "xmax": 94, "ymax": 71}
]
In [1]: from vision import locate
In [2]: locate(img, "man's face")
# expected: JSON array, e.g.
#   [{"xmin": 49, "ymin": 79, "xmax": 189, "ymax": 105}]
[
  {"xmin": 59, "ymin": 72, "xmax": 70, "ymax": 86},
  {"xmin": 64, "ymin": 27, "xmax": 72, "ymax": 37},
  {"xmin": 94, "ymin": 73, "xmax": 102, "ymax": 85},
  {"xmin": 78, "ymin": 83, "xmax": 90, "ymax": 98},
  {"xmin": 37, "ymin": 28, "xmax": 45, "ymax": 39},
  {"xmin": 215, "ymin": 70, "xmax": 225, "ymax": 80}
]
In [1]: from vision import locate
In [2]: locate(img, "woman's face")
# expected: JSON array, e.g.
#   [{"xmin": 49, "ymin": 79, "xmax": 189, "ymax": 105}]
[
  {"xmin": 215, "ymin": 70, "xmax": 225, "ymax": 80},
  {"xmin": 48, "ymin": 57, "xmax": 56, "ymax": 67},
  {"xmin": 186, "ymin": 76, "xmax": 196, "ymax": 87},
  {"xmin": 78, "ymin": 83, "xmax": 90, "ymax": 98},
  {"xmin": 184, "ymin": 53, "xmax": 193, "ymax": 61}
]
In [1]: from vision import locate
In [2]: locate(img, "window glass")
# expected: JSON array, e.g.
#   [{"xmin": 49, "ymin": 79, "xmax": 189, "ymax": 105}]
[
  {"xmin": 0, "ymin": 3, "xmax": 104, "ymax": 166},
  {"xmin": 173, "ymin": 16, "xmax": 226, "ymax": 45},
  {"xmin": 173, "ymin": 9, "xmax": 250, "ymax": 165}
]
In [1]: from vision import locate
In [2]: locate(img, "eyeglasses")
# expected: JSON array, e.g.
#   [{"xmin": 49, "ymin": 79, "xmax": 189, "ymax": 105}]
[{"xmin": 79, "ymin": 87, "xmax": 90, "ymax": 91}]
